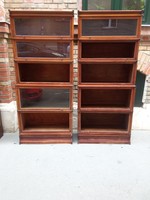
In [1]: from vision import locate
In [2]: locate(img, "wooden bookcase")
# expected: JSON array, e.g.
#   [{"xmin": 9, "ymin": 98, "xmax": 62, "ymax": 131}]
[
  {"xmin": 78, "ymin": 11, "xmax": 142, "ymax": 144},
  {"xmin": 10, "ymin": 11, "xmax": 74, "ymax": 144}
]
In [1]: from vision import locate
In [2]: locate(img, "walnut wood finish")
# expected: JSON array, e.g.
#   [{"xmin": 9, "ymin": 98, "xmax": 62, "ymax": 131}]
[
  {"xmin": 10, "ymin": 10, "xmax": 74, "ymax": 144},
  {"xmin": 78, "ymin": 11, "xmax": 142, "ymax": 144}
]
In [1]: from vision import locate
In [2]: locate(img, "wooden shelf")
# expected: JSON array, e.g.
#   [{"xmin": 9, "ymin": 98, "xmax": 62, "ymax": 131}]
[
  {"xmin": 20, "ymin": 112, "xmax": 71, "ymax": 131},
  {"xmin": 21, "ymin": 129, "xmax": 71, "ymax": 135},
  {"xmin": 17, "ymin": 63, "xmax": 72, "ymax": 83},
  {"xmin": 79, "ymin": 129, "xmax": 129, "ymax": 135},
  {"xmin": 80, "ymin": 112, "xmax": 129, "ymax": 130},
  {"xmin": 80, "ymin": 108, "xmax": 131, "ymax": 113},
  {"xmin": 79, "ymin": 88, "xmax": 134, "ymax": 109},
  {"xmin": 14, "ymin": 58, "xmax": 73, "ymax": 63},
  {"xmin": 78, "ymin": 84, "xmax": 135, "ymax": 89},
  {"xmin": 79, "ymin": 63, "xmax": 135, "ymax": 84},
  {"xmin": 10, "ymin": 11, "xmax": 74, "ymax": 144},
  {"xmin": 80, "ymin": 42, "xmax": 136, "ymax": 59},
  {"xmin": 78, "ymin": 11, "xmax": 142, "ymax": 144},
  {"xmin": 78, "ymin": 59, "xmax": 137, "ymax": 63}
]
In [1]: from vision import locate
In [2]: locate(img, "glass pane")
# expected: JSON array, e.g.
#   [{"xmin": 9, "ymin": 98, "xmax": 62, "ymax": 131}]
[
  {"xmin": 88, "ymin": 0, "xmax": 111, "ymax": 10},
  {"xmin": 17, "ymin": 41, "xmax": 70, "ymax": 58},
  {"xmin": 122, "ymin": 0, "xmax": 145, "ymax": 10},
  {"xmin": 20, "ymin": 88, "xmax": 70, "ymax": 108},
  {"xmin": 82, "ymin": 19, "xmax": 137, "ymax": 36},
  {"xmin": 14, "ymin": 17, "xmax": 70, "ymax": 36}
]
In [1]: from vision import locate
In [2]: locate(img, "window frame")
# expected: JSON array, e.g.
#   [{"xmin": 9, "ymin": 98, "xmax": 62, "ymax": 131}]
[{"xmin": 82, "ymin": 0, "xmax": 150, "ymax": 24}]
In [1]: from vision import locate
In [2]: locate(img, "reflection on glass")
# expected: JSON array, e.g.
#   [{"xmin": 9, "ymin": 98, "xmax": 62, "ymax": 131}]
[
  {"xmin": 88, "ymin": 0, "xmax": 111, "ymax": 10},
  {"xmin": 122, "ymin": 0, "xmax": 145, "ymax": 10},
  {"xmin": 87, "ymin": 0, "xmax": 144, "ymax": 10},
  {"xmin": 82, "ymin": 19, "xmax": 137, "ymax": 36},
  {"xmin": 17, "ymin": 41, "xmax": 70, "ymax": 58},
  {"xmin": 15, "ymin": 17, "xmax": 70, "ymax": 36},
  {"xmin": 20, "ymin": 88, "xmax": 70, "ymax": 108}
]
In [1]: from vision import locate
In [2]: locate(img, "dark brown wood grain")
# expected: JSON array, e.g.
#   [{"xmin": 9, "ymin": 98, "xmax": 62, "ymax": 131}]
[
  {"xmin": 79, "ymin": 63, "xmax": 134, "ymax": 84},
  {"xmin": 10, "ymin": 11, "xmax": 74, "ymax": 144},
  {"xmin": 78, "ymin": 11, "xmax": 142, "ymax": 144},
  {"xmin": 18, "ymin": 63, "xmax": 71, "ymax": 83}
]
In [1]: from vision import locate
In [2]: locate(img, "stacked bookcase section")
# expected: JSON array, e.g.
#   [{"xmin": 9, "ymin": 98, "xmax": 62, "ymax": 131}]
[
  {"xmin": 10, "ymin": 11, "xmax": 74, "ymax": 144},
  {"xmin": 78, "ymin": 11, "xmax": 142, "ymax": 144}
]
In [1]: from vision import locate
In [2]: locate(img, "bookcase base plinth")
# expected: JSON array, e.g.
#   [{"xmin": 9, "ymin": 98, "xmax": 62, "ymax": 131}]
[
  {"xmin": 20, "ymin": 135, "xmax": 72, "ymax": 144},
  {"xmin": 78, "ymin": 135, "xmax": 130, "ymax": 144}
]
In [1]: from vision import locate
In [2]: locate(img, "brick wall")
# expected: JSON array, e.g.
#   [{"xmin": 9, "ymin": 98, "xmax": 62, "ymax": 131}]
[
  {"xmin": 0, "ymin": 37, "xmax": 12, "ymax": 103},
  {"xmin": 0, "ymin": 0, "xmax": 13, "ymax": 103},
  {"xmin": 4, "ymin": 0, "xmax": 77, "ymax": 21}
]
